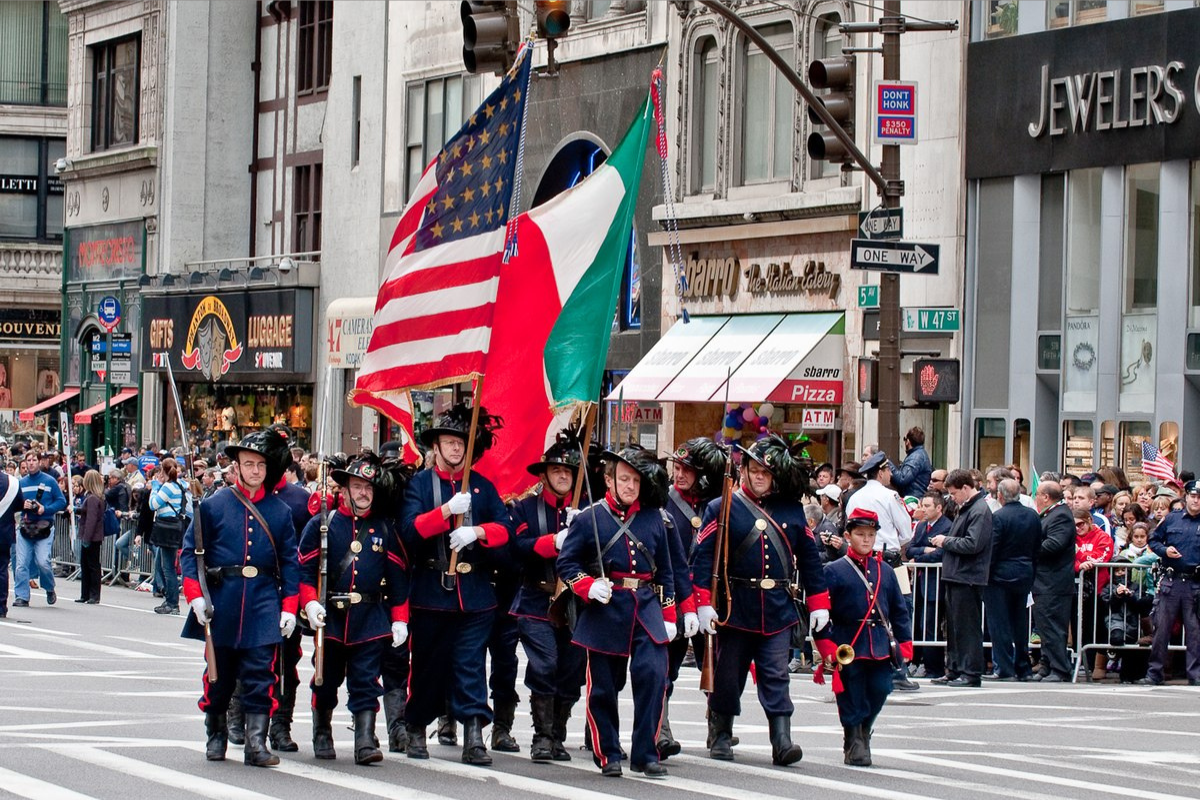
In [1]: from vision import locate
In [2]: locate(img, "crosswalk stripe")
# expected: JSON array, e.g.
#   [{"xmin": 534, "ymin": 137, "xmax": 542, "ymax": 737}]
[
  {"xmin": 403, "ymin": 751, "xmax": 627, "ymax": 800},
  {"xmin": 658, "ymin": 753, "xmax": 925, "ymax": 800},
  {"xmin": 42, "ymin": 745, "xmax": 283, "ymax": 800},
  {"xmin": 0, "ymin": 643, "xmax": 68, "ymax": 660},
  {"xmin": 14, "ymin": 631, "xmax": 172, "ymax": 659},
  {"xmin": 0, "ymin": 765, "xmax": 99, "ymax": 800}
]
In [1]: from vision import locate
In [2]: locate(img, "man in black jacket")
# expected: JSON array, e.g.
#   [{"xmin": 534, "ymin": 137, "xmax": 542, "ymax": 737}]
[
  {"xmin": 930, "ymin": 469, "xmax": 992, "ymax": 687},
  {"xmin": 1031, "ymin": 481, "xmax": 1076, "ymax": 682},
  {"xmin": 983, "ymin": 480, "xmax": 1040, "ymax": 681}
]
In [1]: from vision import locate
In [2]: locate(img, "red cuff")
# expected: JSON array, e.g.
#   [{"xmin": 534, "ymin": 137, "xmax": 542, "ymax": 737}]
[
  {"xmin": 183, "ymin": 577, "xmax": 202, "ymax": 605},
  {"xmin": 299, "ymin": 583, "xmax": 317, "ymax": 609},
  {"xmin": 662, "ymin": 604, "xmax": 677, "ymax": 624},
  {"xmin": 899, "ymin": 641, "xmax": 914, "ymax": 662},
  {"xmin": 391, "ymin": 601, "xmax": 410, "ymax": 623},
  {"xmin": 679, "ymin": 594, "xmax": 697, "ymax": 615},
  {"xmin": 805, "ymin": 590, "xmax": 831, "ymax": 612},
  {"xmin": 815, "ymin": 638, "xmax": 837, "ymax": 662},
  {"xmin": 572, "ymin": 576, "xmax": 595, "ymax": 600},
  {"xmin": 281, "ymin": 594, "xmax": 299, "ymax": 616},
  {"xmin": 694, "ymin": 587, "xmax": 712, "ymax": 607},
  {"xmin": 479, "ymin": 522, "xmax": 508, "ymax": 547},
  {"xmin": 414, "ymin": 507, "xmax": 447, "ymax": 539},
  {"xmin": 533, "ymin": 534, "xmax": 558, "ymax": 559}
]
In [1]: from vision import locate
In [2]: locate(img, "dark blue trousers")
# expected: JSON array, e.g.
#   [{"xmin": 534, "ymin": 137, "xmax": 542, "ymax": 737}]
[
  {"xmin": 311, "ymin": 637, "xmax": 387, "ymax": 713},
  {"xmin": 584, "ymin": 623, "xmax": 667, "ymax": 769},
  {"xmin": 1147, "ymin": 576, "xmax": 1200, "ymax": 683},
  {"xmin": 380, "ymin": 635, "xmax": 410, "ymax": 694},
  {"xmin": 517, "ymin": 616, "xmax": 585, "ymax": 701},
  {"xmin": 835, "ymin": 658, "xmax": 893, "ymax": 726},
  {"xmin": 489, "ymin": 602, "xmax": 521, "ymax": 706},
  {"xmin": 276, "ymin": 628, "xmax": 302, "ymax": 700},
  {"xmin": 983, "ymin": 585, "xmax": 1032, "ymax": 678},
  {"xmin": 709, "ymin": 626, "xmax": 793, "ymax": 717},
  {"xmin": 406, "ymin": 609, "xmax": 494, "ymax": 726},
  {"xmin": 199, "ymin": 644, "xmax": 278, "ymax": 716}
]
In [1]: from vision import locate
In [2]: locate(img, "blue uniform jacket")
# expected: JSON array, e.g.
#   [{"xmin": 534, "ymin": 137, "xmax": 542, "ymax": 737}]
[
  {"xmin": 400, "ymin": 467, "xmax": 512, "ymax": 613},
  {"xmin": 510, "ymin": 488, "xmax": 569, "ymax": 620},
  {"xmin": 1149, "ymin": 508, "xmax": 1200, "ymax": 571},
  {"xmin": 691, "ymin": 488, "xmax": 829, "ymax": 635},
  {"xmin": 180, "ymin": 486, "xmax": 299, "ymax": 648},
  {"xmin": 660, "ymin": 486, "xmax": 700, "ymax": 614},
  {"xmin": 274, "ymin": 480, "xmax": 313, "ymax": 538},
  {"xmin": 0, "ymin": 473, "xmax": 22, "ymax": 546},
  {"xmin": 298, "ymin": 507, "xmax": 409, "ymax": 645},
  {"xmin": 557, "ymin": 496, "xmax": 675, "ymax": 656},
  {"xmin": 817, "ymin": 554, "xmax": 913, "ymax": 661}
]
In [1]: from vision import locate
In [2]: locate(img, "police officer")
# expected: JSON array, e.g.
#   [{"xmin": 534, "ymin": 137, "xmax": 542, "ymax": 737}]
[
  {"xmin": 299, "ymin": 451, "xmax": 410, "ymax": 764},
  {"xmin": 813, "ymin": 508, "xmax": 913, "ymax": 767},
  {"xmin": 510, "ymin": 431, "xmax": 587, "ymax": 761},
  {"xmin": 399, "ymin": 403, "xmax": 512, "ymax": 766},
  {"xmin": 557, "ymin": 446, "xmax": 675, "ymax": 779},
  {"xmin": 1139, "ymin": 480, "xmax": 1200, "ymax": 685},
  {"xmin": 181, "ymin": 427, "xmax": 299, "ymax": 767},
  {"xmin": 658, "ymin": 437, "xmax": 720, "ymax": 757},
  {"xmin": 693, "ymin": 434, "xmax": 829, "ymax": 766}
]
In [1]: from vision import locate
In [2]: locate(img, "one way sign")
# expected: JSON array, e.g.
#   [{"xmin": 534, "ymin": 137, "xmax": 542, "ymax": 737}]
[{"xmin": 850, "ymin": 238, "xmax": 940, "ymax": 275}]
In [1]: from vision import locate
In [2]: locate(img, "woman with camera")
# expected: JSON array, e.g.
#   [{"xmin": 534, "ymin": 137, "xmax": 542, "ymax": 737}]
[{"xmin": 149, "ymin": 458, "xmax": 192, "ymax": 615}]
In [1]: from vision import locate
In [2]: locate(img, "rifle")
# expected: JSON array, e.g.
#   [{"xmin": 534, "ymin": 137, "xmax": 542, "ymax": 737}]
[
  {"xmin": 444, "ymin": 376, "xmax": 485, "ymax": 591},
  {"xmin": 313, "ymin": 456, "xmax": 329, "ymax": 686},
  {"xmin": 700, "ymin": 371, "xmax": 734, "ymax": 694}
]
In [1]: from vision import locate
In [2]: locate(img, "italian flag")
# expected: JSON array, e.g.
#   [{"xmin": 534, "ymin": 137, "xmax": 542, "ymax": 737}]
[{"xmin": 476, "ymin": 93, "xmax": 652, "ymax": 498}]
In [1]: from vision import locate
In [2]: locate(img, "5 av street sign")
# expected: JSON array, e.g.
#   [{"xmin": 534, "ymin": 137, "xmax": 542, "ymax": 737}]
[{"xmin": 850, "ymin": 239, "xmax": 940, "ymax": 275}]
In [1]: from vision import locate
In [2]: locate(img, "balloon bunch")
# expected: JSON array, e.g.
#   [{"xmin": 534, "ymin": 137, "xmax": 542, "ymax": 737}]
[{"xmin": 714, "ymin": 402, "xmax": 786, "ymax": 446}]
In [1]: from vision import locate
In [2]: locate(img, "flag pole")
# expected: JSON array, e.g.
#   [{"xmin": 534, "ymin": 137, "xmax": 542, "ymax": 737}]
[
  {"xmin": 445, "ymin": 375, "xmax": 486, "ymax": 589},
  {"xmin": 570, "ymin": 402, "xmax": 596, "ymax": 510}
]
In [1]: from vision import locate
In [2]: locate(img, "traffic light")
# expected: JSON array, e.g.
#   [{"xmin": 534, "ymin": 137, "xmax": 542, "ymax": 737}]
[
  {"xmin": 806, "ymin": 55, "xmax": 855, "ymax": 164},
  {"xmin": 461, "ymin": 1, "xmax": 518, "ymax": 75},
  {"xmin": 535, "ymin": 1, "xmax": 570, "ymax": 38},
  {"xmin": 857, "ymin": 357, "xmax": 878, "ymax": 408},
  {"xmin": 912, "ymin": 359, "xmax": 960, "ymax": 405}
]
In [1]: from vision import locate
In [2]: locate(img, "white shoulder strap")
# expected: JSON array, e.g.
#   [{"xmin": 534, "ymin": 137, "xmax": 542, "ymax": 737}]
[{"xmin": 0, "ymin": 474, "xmax": 21, "ymax": 516}]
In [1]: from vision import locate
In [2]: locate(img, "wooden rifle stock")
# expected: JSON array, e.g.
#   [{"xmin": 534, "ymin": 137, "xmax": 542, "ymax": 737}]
[
  {"xmin": 204, "ymin": 622, "xmax": 217, "ymax": 683},
  {"xmin": 700, "ymin": 450, "xmax": 736, "ymax": 693}
]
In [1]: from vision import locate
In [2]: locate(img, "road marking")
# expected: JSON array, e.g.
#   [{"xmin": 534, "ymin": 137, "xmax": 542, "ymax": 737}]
[
  {"xmin": 106, "ymin": 635, "xmax": 195, "ymax": 650},
  {"xmin": 406, "ymin": 751, "xmax": 633, "ymax": 800},
  {"xmin": 0, "ymin": 719, "xmax": 149, "ymax": 734},
  {"xmin": 42, "ymin": 745, "xmax": 283, "ymax": 800},
  {"xmin": 0, "ymin": 765, "xmax": 99, "ymax": 799},
  {"xmin": 12, "ymin": 631, "xmax": 172, "ymax": 659},
  {"xmin": 0, "ymin": 643, "xmax": 68, "ymax": 660}
]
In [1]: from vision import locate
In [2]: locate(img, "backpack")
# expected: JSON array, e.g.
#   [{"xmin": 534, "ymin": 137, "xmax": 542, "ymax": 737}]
[{"xmin": 104, "ymin": 505, "xmax": 121, "ymax": 537}]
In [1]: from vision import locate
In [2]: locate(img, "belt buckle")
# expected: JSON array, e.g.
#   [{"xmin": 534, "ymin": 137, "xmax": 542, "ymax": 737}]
[
  {"xmin": 456, "ymin": 562, "xmax": 473, "ymax": 574},
  {"xmin": 241, "ymin": 565, "xmax": 259, "ymax": 578},
  {"xmin": 331, "ymin": 597, "xmax": 349, "ymax": 611},
  {"xmin": 758, "ymin": 577, "xmax": 776, "ymax": 590},
  {"xmin": 349, "ymin": 591, "xmax": 362, "ymax": 604},
  {"xmin": 621, "ymin": 577, "xmax": 640, "ymax": 589}
]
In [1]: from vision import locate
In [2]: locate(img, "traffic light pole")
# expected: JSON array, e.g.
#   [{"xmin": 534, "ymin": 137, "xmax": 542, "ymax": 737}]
[{"xmin": 878, "ymin": 0, "xmax": 902, "ymax": 462}]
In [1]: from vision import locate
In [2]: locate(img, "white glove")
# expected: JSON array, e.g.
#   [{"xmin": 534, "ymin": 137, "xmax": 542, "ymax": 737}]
[
  {"xmin": 683, "ymin": 611, "xmax": 700, "ymax": 639},
  {"xmin": 698, "ymin": 604, "xmax": 719, "ymax": 635},
  {"xmin": 810, "ymin": 608, "xmax": 830, "ymax": 633},
  {"xmin": 449, "ymin": 525, "xmax": 478, "ymax": 552},
  {"xmin": 566, "ymin": 507, "xmax": 582, "ymax": 525},
  {"xmin": 554, "ymin": 528, "xmax": 569, "ymax": 550},
  {"xmin": 190, "ymin": 597, "xmax": 210, "ymax": 626},
  {"xmin": 663, "ymin": 621, "xmax": 678, "ymax": 641},
  {"xmin": 446, "ymin": 491, "xmax": 472, "ymax": 515},
  {"xmin": 587, "ymin": 579, "xmax": 612, "ymax": 604},
  {"xmin": 280, "ymin": 612, "xmax": 297, "ymax": 638},
  {"xmin": 391, "ymin": 621, "xmax": 409, "ymax": 648},
  {"xmin": 304, "ymin": 600, "xmax": 326, "ymax": 629}
]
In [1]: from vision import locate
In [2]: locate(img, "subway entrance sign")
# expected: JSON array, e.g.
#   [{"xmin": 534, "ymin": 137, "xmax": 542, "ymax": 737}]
[{"xmin": 850, "ymin": 239, "xmax": 940, "ymax": 274}]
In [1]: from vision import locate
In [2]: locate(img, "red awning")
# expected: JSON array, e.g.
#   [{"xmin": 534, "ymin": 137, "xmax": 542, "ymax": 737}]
[
  {"xmin": 74, "ymin": 388, "xmax": 139, "ymax": 424},
  {"xmin": 18, "ymin": 387, "xmax": 81, "ymax": 422}
]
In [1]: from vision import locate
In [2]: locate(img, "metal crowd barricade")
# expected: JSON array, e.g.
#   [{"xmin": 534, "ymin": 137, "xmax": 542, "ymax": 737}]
[{"xmin": 50, "ymin": 510, "xmax": 154, "ymax": 584}]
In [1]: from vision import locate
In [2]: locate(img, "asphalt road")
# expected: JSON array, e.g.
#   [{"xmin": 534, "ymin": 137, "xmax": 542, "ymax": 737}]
[{"xmin": 1, "ymin": 582, "xmax": 1197, "ymax": 800}]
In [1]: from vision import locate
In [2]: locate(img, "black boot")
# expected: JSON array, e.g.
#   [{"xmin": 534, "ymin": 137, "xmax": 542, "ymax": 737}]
[
  {"xmin": 205, "ymin": 712, "xmax": 227, "ymax": 761},
  {"xmin": 491, "ymin": 698, "xmax": 520, "ymax": 753},
  {"xmin": 243, "ymin": 713, "xmax": 279, "ymax": 767},
  {"xmin": 550, "ymin": 699, "xmax": 573, "ymax": 761},
  {"xmin": 708, "ymin": 711, "xmax": 735, "ymax": 761},
  {"xmin": 462, "ymin": 717, "xmax": 493, "ymax": 766},
  {"xmin": 860, "ymin": 716, "xmax": 876, "ymax": 764},
  {"xmin": 843, "ymin": 723, "xmax": 870, "ymax": 767},
  {"xmin": 382, "ymin": 689, "xmax": 408, "ymax": 753},
  {"xmin": 436, "ymin": 713, "xmax": 457, "ymax": 746},
  {"xmin": 529, "ymin": 695, "xmax": 555, "ymax": 762},
  {"xmin": 405, "ymin": 723, "xmax": 429, "ymax": 759},
  {"xmin": 353, "ymin": 709, "xmax": 384, "ymax": 765},
  {"xmin": 227, "ymin": 683, "xmax": 246, "ymax": 746},
  {"xmin": 656, "ymin": 698, "xmax": 681, "ymax": 760},
  {"xmin": 269, "ymin": 685, "xmax": 298, "ymax": 753},
  {"xmin": 312, "ymin": 708, "xmax": 336, "ymax": 760},
  {"xmin": 768, "ymin": 715, "xmax": 803, "ymax": 766}
]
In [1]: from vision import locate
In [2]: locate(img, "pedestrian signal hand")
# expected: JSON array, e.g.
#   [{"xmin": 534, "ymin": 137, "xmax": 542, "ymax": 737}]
[
  {"xmin": 391, "ymin": 621, "xmax": 409, "ymax": 648},
  {"xmin": 555, "ymin": 528, "xmax": 569, "ymax": 550},
  {"xmin": 663, "ymin": 621, "xmax": 678, "ymax": 641},
  {"xmin": 446, "ymin": 491, "xmax": 472, "ymax": 516},
  {"xmin": 683, "ymin": 611, "xmax": 700, "ymax": 638},
  {"xmin": 190, "ymin": 597, "xmax": 210, "ymax": 626},
  {"xmin": 587, "ymin": 579, "xmax": 612, "ymax": 604},
  {"xmin": 810, "ymin": 608, "xmax": 830, "ymax": 632},
  {"xmin": 305, "ymin": 600, "xmax": 326, "ymax": 629},
  {"xmin": 280, "ymin": 611, "xmax": 297, "ymax": 637},
  {"xmin": 449, "ymin": 525, "xmax": 478, "ymax": 552},
  {"xmin": 698, "ymin": 604, "xmax": 719, "ymax": 634}
]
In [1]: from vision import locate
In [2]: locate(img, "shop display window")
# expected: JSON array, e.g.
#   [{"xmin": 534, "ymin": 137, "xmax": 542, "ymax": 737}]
[
  {"xmin": 1119, "ymin": 421, "xmax": 1153, "ymax": 483},
  {"xmin": 172, "ymin": 384, "xmax": 314, "ymax": 452},
  {"xmin": 1062, "ymin": 419, "xmax": 1094, "ymax": 476},
  {"xmin": 974, "ymin": 418, "xmax": 1006, "ymax": 471}
]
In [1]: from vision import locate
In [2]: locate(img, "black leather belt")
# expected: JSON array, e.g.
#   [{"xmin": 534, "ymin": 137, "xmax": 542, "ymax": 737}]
[
  {"xmin": 208, "ymin": 565, "xmax": 277, "ymax": 580},
  {"xmin": 329, "ymin": 592, "xmax": 382, "ymax": 609},
  {"xmin": 1165, "ymin": 568, "xmax": 1198, "ymax": 581},
  {"xmin": 525, "ymin": 578, "xmax": 557, "ymax": 594},
  {"xmin": 728, "ymin": 576, "xmax": 789, "ymax": 590},
  {"xmin": 423, "ymin": 559, "xmax": 477, "ymax": 574}
]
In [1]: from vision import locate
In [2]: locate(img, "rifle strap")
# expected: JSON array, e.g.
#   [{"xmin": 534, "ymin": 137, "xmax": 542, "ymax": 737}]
[
  {"xmin": 330, "ymin": 515, "xmax": 374, "ymax": 591},
  {"xmin": 600, "ymin": 506, "xmax": 656, "ymax": 574},
  {"xmin": 230, "ymin": 487, "xmax": 282, "ymax": 580},
  {"xmin": 193, "ymin": 499, "xmax": 214, "ymax": 612},
  {"xmin": 731, "ymin": 491, "xmax": 794, "ymax": 569}
]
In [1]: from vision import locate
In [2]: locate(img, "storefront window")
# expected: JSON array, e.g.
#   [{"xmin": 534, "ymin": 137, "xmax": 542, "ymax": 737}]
[
  {"xmin": 1100, "ymin": 419, "xmax": 1115, "ymax": 469},
  {"xmin": 1120, "ymin": 163, "xmax": 1158, "ymax": 413},
  {"xmin": 1063, "ymin": 419, "xmax": 1094, "ymax": 476},
  {"xmin": 1119, "ymin": 421, "xmax": 1152, "ymax": 483},
  {"xmin": 1012, "ymin": 418, "xmax": 1030, "ymax": 485},
  {"xmin": 974, "ymin": 418, "xmax": 1005, "ymax": 471},
  {"xmin": 172, "ymin": 384, "xmax": 315, "ymax": 453},
  {"xmin": 1064, "ymin": 168, "xmax": 1102, "ymax": 413}
]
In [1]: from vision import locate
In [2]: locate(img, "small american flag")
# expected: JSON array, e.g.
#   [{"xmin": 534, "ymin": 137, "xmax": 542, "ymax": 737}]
[{"xmin": 1140, "ymin": 441, "xmax": 1176, "ymax": 483}]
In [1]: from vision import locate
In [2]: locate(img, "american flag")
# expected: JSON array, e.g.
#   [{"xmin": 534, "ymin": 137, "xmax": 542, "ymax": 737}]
[
  {"xmin": 1140, "ymin": 440, "xmax": 1176, "ymax": 483},
  {"xmin": 352, "ymin": 48, "xmax": 531, "ymax": 407}
]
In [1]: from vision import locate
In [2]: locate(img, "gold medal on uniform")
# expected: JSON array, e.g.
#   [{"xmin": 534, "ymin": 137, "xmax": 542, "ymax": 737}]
[
  {"xmin": 755, "ymin": 518, "xmax": 767, "ymax": 531},
  {"xmin": 350, "ymin": 540, "xmax": 363, "ymax": 553}
]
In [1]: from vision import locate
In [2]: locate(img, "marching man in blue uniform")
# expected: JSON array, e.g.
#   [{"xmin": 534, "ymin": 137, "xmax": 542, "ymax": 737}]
[
  {"xmin": 812, "ymin": 508, "xmax": 914, "ymax": 767},
  {"xmin": 299, "ymin": 451, "xmax": 411, "ymax": 765},
  {"xmin": 181, "ymin": 426, "xmax": 300, "ymax": 767},
  {"xmin": 557, "ymin": 446, "xmax": 676, "ymax": 779},
  {"xmin": 692, "ymin": 434, "xmax": 830, "ymax": 767},
  {"xmin": 510, "ymin": 429, "xmax": 588, "ymax": 762},
  {"xmin": 399, "ymin": 403, "xmax": 512, "ymax": 766}
]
